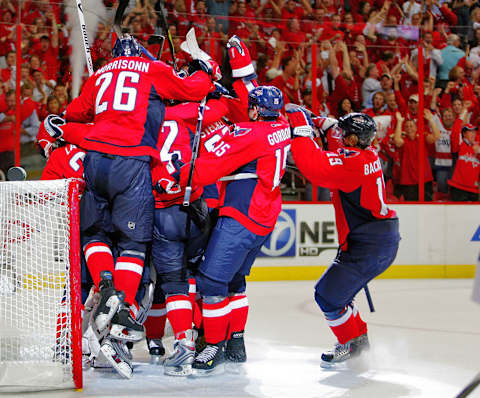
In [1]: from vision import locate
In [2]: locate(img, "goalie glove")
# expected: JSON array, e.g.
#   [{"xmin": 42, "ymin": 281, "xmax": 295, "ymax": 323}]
[
  {"xmin": 287, "ymin": 106, "xmax": 315, "ymax": 139},
  {"xmin": 227, "ymin": 35, "xmax": 255, "ymax": 79},
  {"xmin": 188, "ymin": 59, "xmax": 222, "ymax": 81}
]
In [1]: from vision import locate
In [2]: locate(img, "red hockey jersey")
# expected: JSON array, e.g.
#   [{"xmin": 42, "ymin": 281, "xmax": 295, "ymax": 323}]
[
  {"xmin": 64, "ymin": 57, "xmax": 214, "ymax": 158},
  {"xmin": 291, "ymin": 138, "xmax": 397, "ymax": 249},
  {"xmin": 179, "ymin": 118, "xmax": 291, "ymax": 235},
  {"xmin": 150, "ymin": 119, "xmax": 203, "ymax": 208},
  {"xmin": 41, "ymin": 144, "xmax": 86, "ymax": 180}
]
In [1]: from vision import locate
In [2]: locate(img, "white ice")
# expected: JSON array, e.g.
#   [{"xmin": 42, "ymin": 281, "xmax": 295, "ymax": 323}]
[{"xmin": 3, "ymin": 279, "xmax": 480, "ymax": 398}]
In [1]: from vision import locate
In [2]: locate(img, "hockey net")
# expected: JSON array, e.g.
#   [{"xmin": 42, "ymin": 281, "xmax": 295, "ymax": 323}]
[{"xmin": 0, "ymin": 179, "xmax": 82, "ymax": 392}]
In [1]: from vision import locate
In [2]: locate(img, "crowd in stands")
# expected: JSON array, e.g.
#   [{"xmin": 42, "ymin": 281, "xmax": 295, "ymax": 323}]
[{"xmin": 0, "ymin": 0, "xmax": 479, "ymax": 201}]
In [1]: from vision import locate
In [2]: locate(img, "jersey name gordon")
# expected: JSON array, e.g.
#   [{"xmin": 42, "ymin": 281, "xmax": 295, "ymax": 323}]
[
  {"xmin": 364, "ymin": 159, "xmax": 381, "ymax": 175},
  {"xmin": 94, "ymin": 59, "xmax": 150, "ymax": 76},
  {"xmin": 268, "ymin": 127, "xmax": 290, "ymax": 146}
]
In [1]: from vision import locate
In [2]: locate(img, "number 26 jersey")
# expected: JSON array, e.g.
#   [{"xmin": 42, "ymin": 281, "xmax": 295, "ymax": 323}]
[{"xmin": 64, "ymin": 56, "xmax": 213, "ymax": 158}]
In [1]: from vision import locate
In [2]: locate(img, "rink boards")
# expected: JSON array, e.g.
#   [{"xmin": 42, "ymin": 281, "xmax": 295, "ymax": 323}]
[{"xmin": 250, "ymin": 203, "xmax": 480, "ymax": 280}]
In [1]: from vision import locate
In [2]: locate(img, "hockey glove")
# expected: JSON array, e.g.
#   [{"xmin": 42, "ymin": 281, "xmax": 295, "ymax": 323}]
[
  {"xmin": 36, "ymin": 120, "xmax": 65, "ymax": 159},
  {"xmin": 207, "ymin": 82, "xmax": 231, "ymax": 100},
  {"xmin": 181, "ymin": 196, "xmax": 211, "ymax": 231},
  {"xmin": 154, "ymin": 154, "xmax": 184, "ymax": 194},
  {"xmin": 44, "ymin": 114, "xmax": 66, "ymax": 138},
  {"xmin": 188, "ymin": 59, "xmax": 222, "ymax": 81},
  {"xmin": 227, "ymin": 35, "xmax": 256, "ymax": 79},
  {"xmin": 312, "ymin": 116, "xmax": 339, "ymax": 150},
  {"xmin": 287, "ymin": 106, "xmax": 315, "ymax": 139}
]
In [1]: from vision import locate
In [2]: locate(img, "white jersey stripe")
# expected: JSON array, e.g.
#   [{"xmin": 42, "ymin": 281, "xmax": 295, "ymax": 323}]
[
  {"xmin": 326, "ymin": 306, "xmax": 353, "ymax": 327},
  {"xmin": 166, "ymin": 300, "xmax": 192, "ymax": 312},
  {"xmin": 85, "ymin": 245, "xmax": 112, "ymax": 262},
  {"xmin": 203, "ymin": 304, "xmax": 231, "ymax": 318},
  {"xmin": 229, "ymin": 297, "xmax": 248, "ymax": 310},
  {"xmin": 115, "ymin": 261, "xmax": 143, "ymax": 275},
  {"xmin": 148, "ymin": 308, "xmax": 167, "ymax": 317}
]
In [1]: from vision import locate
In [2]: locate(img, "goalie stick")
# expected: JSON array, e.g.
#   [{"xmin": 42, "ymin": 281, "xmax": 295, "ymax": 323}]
[
  {"xmin": 182, "ymin": 28, "xmax": 211, "ymax": 206},
  {"xmin": 75, "ymin": 0, "xmax": 94, "ymax": 76}
]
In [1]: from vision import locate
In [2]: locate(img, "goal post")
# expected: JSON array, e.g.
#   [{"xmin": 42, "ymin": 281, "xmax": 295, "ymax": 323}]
[{"xmin": 0, "ymin": 179, "xmax": 83, "ymax": 392}]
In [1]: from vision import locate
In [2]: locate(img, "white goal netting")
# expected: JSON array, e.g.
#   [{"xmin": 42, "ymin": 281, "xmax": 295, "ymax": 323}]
[{"xmin": 0, "ymin": 179, "xmax": 82, "ymax": 392}]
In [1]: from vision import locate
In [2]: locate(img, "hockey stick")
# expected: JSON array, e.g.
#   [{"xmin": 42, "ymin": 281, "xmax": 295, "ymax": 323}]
[
  {"xmin": 455, "ymin": 372, "xmax": 480, "ymax": 398},
  {"xmin": 75, "ymin": 0, "xmax": 94, "ymax": 76},
  {"xmin": 183, "ymin": 97, "xmax": 207, "ymax": 206},
  {"xmin": 157, "ymin": 1, "xmax": 177, "ymax": 70},
  {"xmin": 364, "ymin": 285, "xmax": 375, "ymax": 312}
]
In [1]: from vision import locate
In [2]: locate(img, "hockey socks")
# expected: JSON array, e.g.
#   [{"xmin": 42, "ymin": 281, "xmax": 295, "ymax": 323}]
[
  {"xmin": 189, "ymin": 278, "xmax": 203, "ymax": 329},
  {"xmin": 202, "ymin": 297, "xmax": 230, "ymax": 344},
  {"xmin": 166, "ymin": 294, "xmax": 193, "ymax": 340},
  {"xmin": 83, "ymin": 242, "xmax": 114, "ymax": 287},
  {"xmin": 114, "ymin": 255, "xmax": 144, "ymax": 305},
  {"xmin": 325, "ymin": 306, "xmax": 360, "ymax": 345},
  {"xmin": 228, "ymin": 293, "xmax": 248, "ymax": 335},
  {"xmin": 144, "ymin": 303, "xmax": 167, "ymax": 340},
  {"xmin": 351, "ymin": 304, "xmax": 368, "ymax": 336}
]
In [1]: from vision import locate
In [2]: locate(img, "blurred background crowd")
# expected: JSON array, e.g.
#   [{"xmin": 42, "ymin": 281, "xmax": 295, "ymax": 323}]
[{"xmin": 0, "ymin": 0, "xmax": 479, "ymax": 202}]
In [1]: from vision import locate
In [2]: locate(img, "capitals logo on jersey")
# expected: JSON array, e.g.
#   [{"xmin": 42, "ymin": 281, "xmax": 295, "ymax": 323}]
[{"xmin": 230, "ymin": 125, "xmax": 252, "ymax": 137}]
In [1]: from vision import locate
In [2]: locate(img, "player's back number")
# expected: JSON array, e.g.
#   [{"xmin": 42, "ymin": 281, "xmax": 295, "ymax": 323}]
[{"xmin": 95, "ymin": 71, "xmax": 140, "ymax": 114}]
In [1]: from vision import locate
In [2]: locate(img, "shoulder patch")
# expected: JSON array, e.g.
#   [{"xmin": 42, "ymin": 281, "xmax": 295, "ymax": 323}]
[
  {"xmin": 230, "ymin": 125, "xmax": 252, "ymax": 137},
  {"xmin": 338, "ymin": 148, "xmax": 360, "ymax": 158}
]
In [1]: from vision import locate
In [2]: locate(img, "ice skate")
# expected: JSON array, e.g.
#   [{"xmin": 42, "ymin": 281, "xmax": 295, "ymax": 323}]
[
  {"xmin": 147, "ymin": 338, "xmax": 165, "ymax": 364},
  {"xmin": 94, "ymin": 271, "xmax": 121, "ymax": 332},
  {"xmin": 320, "ymin": 333, "xmax": 370, "ymax": 368},
  {"xmin": 225, "ymin": 331, "xmax": 247, "ymax": 363},
  {"xmin": 192, "ymin": 341, "xmax": 226, "ymax": 376},
  {"xmin": 109, "ymin": 297, "xmax": 145, "ymax": 342},
  {"xmin": 164, "ymin": 331, "xmax": 195, "ymax": 376},
  {"xmin": 100, "ymin": 336, "xmax": 133, "ymax": 379}
]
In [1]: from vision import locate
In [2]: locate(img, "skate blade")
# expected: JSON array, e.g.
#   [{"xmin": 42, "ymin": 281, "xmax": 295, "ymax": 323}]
[
  {"xmin": 110, "ymin": 324, "xmax": 144, "ymax": 342},
  {"xmin": 95, "ymin": 296, "xmax": 120, "ymax": 331},
  {"xmin": 150, "ymin": 355, "xmax": 164, "ymax": 365},
  {"xmin": 191, "ymin": 363, "xmax": 225, "ymax": 377},
  {"xmin": 100, "ymin": 342, "xmax": 133, "ymax": 379},
  {"xmin": 164, "ymin": 364, "xmax": 193, "ymax": 376}
]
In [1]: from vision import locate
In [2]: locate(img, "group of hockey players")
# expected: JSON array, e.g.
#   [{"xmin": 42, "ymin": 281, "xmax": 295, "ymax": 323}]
[{"xmin": 35, "ymin": 31, "xmax": 400, "ymax": 379}]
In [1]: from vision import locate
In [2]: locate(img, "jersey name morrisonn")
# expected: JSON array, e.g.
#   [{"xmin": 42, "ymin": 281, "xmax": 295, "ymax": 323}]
[
  {"xmin": 95, "ymin": 59, "xmax": 150, "ymax": 76},
  {"xmin": 364, "ymin": 159, "xmax": 381, "ymax": 175}
]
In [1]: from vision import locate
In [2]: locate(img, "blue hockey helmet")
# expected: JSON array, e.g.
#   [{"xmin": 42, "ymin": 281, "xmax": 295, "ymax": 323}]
[
  {"xmin": 338, "ymin": 112, "xmax": 377, "ymax": 148},
  {"xmin": 112, "ymin": 35, "xmax": 142, "ymax": 58},
  {"xmin": 248, "ymin": 86, "xmax": 283, "ymax": 119}
]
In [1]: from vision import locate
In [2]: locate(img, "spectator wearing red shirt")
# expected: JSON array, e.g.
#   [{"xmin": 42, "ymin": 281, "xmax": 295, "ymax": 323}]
[
  {"xmin": 279, "ymin": 0, "xmax": 309, "ymax": 28},
  {"xmin": 270, "ymin": 55, "xmax": 301, "ymax": 104},
  {"xmin": 199, "ymin": 16, "xmax": 226, "ymax": 65},
  {"xmin": 448, "ymin": 124, "xmax": 480, "ymax": 201},
  {"xmin": 283, "ymin": 18, "xmax": 308, "ymax": 50},
  {"xmin": 393, "ymin": 110, "xmax": 441, "ymax": 201},
  {"xmin": 31, "ymin": 12, "xmax": 59, "ymax": 82},
  {"xmin": 192, "ymin": 0, "xmax": 208, "ymax": 37}
]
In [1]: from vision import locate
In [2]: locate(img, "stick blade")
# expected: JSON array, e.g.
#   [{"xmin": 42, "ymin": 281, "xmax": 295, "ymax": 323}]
[{"xmin": 183, "ymin": 28, "xmax": 211, "ymax": 62}]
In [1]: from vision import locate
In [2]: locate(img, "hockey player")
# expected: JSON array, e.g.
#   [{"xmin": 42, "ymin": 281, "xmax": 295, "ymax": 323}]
[
  {"xmin": 149, "ymin": 117, "xmax": 211, "ymax": 376},
  {"xmin": 288, "ymin": 109, "xmax": 400, "ymax": 367},
  {"xmin": 62, "ymin": 34, "xmax": 217, "ymax": 344},
  {"xmin": 157, "ymin": 86, "xmax": 290, "ymax": 375}
]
